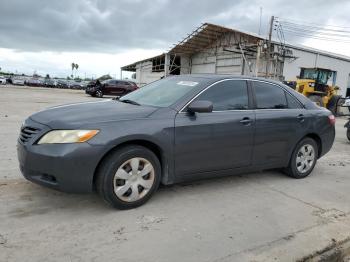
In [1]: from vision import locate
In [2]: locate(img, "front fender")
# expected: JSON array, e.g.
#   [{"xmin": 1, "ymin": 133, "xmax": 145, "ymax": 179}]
[{"xmin": 85, "ymin": 118, "xmax": 176, "ymax": 185}]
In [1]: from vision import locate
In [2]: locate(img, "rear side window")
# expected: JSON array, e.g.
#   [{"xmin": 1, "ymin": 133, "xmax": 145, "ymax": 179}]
[
  {"xmin": 253, "ymin": 81, "xmax": 287, "ymax": 109},
  {"xmin": 195, "ymin": 80, "xmax": 248, "ymax": 111},
  {"xmin": 286, "ymin": 92, "xmax": 303, "ymax": 109}
]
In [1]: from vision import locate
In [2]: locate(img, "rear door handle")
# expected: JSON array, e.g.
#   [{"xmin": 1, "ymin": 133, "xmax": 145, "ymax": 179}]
[
  {"xmin": 297, "ymin": 114, "xmax": 305, "ymax": 122},
  {"xmin": 240, "ymin": 117, "xmax": 252, "ymax": 125}
]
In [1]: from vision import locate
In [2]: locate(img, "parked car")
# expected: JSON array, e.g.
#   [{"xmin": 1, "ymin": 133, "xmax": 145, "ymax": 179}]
[
  {"xmin": 68, "ymin": 81, "xmax": 84, "ymax": 90},
  {"xmin": 43, "ymin": 79, "xmax": 57, "ymax": 88},
  {"xmin": 85, "ymin": 79, "xmax": 138, "ymax": 97},
  {"xmin": 0, "ymin": 76, "xmax": 6, "ymax": 85},
  {"xmin": 12, "ymin": 78, "xmax": 25, "ymax": 85},
  {"xmin": 17, "ymin": 75, "xmax": 335, "ymax": 209},
  {"xmin": 56, "ymin": 80, "xmax": 69, "ymax": 89},
  {"xmin": 6, "ymin": 77, "xmax": 13, "ymax": 84},
  {"xmin": 26, "ymin": 78, "xmax": 43, "ymax": 87}
]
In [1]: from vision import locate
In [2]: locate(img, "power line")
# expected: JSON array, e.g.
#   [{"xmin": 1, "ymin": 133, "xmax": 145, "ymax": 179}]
[
  {"xmin": 281, "ymin": 29, "xmax": 350, "ymax": 43},
  {"xmin": 281, "ymin": 27, "xmax": 350, "ymax": 39},
  {"xmin": 280, "ymin": 22, "xmax": 350, "ymax": 35},
  {"xmin": 275, "ymin": 18, "xmax": 350, "ymax": 44},
  {"xmin": 277, "ymin": 17, "xmax": 350, "ymax": 29}
]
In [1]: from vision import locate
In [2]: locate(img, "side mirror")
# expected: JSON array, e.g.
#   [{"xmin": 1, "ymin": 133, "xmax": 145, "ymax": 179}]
[{"xmin": 187, "ymin": 100, "xmax": 213, "ymax": 113}]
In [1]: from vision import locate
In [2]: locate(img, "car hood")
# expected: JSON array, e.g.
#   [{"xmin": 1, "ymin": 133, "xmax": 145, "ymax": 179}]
[{"xmin": 30, "ymin": 100, "xmax": 158, "ymax": 129}]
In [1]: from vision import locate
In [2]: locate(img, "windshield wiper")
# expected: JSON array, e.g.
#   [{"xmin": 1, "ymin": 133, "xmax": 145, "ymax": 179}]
[{"xmin": 119, "ymin": 99, "xmax": 140, "ymax": 106}]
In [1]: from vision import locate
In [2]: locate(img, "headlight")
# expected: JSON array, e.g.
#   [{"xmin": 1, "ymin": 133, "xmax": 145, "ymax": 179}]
[
  {"xmin": 37, "ymin": 130, "xmax": 99, "ymax": 144},
  {"xmin": 308, "ymin": 82, "xmax": 315, "ymax": 87}
]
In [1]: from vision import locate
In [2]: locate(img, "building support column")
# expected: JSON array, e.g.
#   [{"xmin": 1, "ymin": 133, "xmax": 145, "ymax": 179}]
[
  {"xmin": 255, "ymin": 40, "xmax": 262, "ymax": 77},
  {"xmin": 164, "ymin": 53, "xmax": 170, "ymax": 77}
]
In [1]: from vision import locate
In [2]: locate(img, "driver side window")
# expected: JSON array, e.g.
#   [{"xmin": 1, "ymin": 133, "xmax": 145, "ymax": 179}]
[{"xmin": 194, "ymin": 80, "xmax": 249, "ymax": 111}]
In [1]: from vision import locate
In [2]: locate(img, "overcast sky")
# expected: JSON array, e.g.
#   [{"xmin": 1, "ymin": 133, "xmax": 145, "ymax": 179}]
[{"xmin": 0, "ymin": 0, "xmax": 350, "ymax": 78}]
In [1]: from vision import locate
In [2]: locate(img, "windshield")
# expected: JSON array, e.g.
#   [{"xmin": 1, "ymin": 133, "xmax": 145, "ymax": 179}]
[
  {"xmin": 120, "ymin": 77, "xmax": 201, "ymax": 107},
  {"xmin": 301, "ymin": 69, "xmax": 318, "ymax": 80},
  {"xmin": 301, "ymin": 68, "xmax": 333, "ymax": 85},
  {"xmin": 317, "ymin": 71, "xmax": 333, "ymax": 85}
]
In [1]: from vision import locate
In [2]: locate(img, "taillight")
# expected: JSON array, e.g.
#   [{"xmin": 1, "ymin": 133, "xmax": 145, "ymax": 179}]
[{"xmin": 328, "ymin": 115, "xmax": 336, "ymax": 125}]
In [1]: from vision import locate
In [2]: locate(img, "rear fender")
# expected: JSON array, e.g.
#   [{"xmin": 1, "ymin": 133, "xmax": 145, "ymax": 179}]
[{"xmin": 344, "ymin": 120, "xmax": 350, "ymax": 128}]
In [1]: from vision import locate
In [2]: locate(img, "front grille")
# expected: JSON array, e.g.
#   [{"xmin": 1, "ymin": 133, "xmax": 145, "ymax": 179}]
[{"xmin": 19, "ymin": 126, "xmax": 41, "ymax": 144}]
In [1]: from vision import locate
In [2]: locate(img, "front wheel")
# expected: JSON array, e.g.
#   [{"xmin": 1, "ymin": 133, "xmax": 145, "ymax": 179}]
[
  {"xmin": 95, "ymin": 89, "xmax": 103, "ymax": 98},
  {"xmin": 327, "ymin": 95, "xmax": 341, "ymax": 115},
  {"xmin": 96, "ymin": 145, "xmax": 161, "ymax": 209},
  {"xmin": 347, "ymin": 129, "xmax": 350, "ymax": 141},
  {"xmin": 284, "ymin": 138, "xmax": 318, "ymax": 179}
]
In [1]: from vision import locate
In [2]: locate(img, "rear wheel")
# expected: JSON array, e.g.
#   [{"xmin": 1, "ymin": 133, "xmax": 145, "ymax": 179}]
[
  {"xmin": 347, "ymin": 129, "xmax": 350, "ymax": 141},
  {"xmin": 96, "ymin": 145, "xmax": 161, "ymax": 209},
  {"xmin": 285, "ymin": 138, "xmax": 318, "ymax": 179},
  {"xmin": 308, "ymin": 95, "xmax": 324, "ymax": 107}
]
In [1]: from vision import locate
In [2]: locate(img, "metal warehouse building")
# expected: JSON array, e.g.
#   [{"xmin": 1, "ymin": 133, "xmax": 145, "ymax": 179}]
[{"xmin": 121, "ymin": 23, "xmax": 350, "ymax": 97}]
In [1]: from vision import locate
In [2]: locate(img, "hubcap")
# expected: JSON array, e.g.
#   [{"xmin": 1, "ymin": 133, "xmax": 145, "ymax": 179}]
[
  {"xmin": 296, "ymin": 144, "xmax": 315, "ymax": 174},
  {"xmin": 113, "ymin": 157, "xmax": 155, "ymax": 202}
]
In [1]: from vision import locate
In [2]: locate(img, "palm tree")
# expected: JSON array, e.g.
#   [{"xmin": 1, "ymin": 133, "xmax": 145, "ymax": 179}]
[
  {"xmin": 71, "ymin": 63, "xmax": 75, "ymax": 78},
  {"xmin": 75, "ymin": 64, "xmax": 79, "ymax": 78}
]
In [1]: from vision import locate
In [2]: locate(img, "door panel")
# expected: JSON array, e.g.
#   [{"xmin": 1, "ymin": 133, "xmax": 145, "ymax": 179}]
[
  {"xmin": 253, "ymin": 109, "xmax": 306, "ymax": 167},
  {"xmin": 251, "ymin": 80, "xmax": 306, "ymax": 167},
  {"xmin": 175, "ymin": 111, "xmax": 255, "ymax": 175},
  {"xmin": 113, "ymin": 81, "xmax": 126, "ymax": 95},
  {"xmin": 103, "ymin": 81, "xmax": 113, "ymax": 95}
]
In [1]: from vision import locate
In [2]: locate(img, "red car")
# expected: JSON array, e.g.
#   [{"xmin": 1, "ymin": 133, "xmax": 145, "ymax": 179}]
[{"xmin": 86, "ymin": 79, "xmax": 138, "ymax": 98}]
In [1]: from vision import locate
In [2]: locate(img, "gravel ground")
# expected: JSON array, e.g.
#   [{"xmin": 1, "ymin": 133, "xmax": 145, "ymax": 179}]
[{"xmin": 0, "ymin": 85, "xmax": 350, "ymax": 262}]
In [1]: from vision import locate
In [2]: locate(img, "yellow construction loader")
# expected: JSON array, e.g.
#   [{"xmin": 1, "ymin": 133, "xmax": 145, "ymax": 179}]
[{"xmin": 284, "ymin": 67, "xmax": 341, "ymax": 113}]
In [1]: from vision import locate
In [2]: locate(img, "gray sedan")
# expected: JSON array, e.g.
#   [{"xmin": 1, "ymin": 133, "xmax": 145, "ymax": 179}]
[{"xmin": 17, "ymin": 75, "xmax": 335, "ymax": 209}]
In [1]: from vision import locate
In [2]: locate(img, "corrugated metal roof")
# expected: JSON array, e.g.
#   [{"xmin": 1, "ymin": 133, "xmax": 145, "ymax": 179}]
[
  {"xmin": 121, "ymin": 53, "xmax": 165, "ymax": 72},
  {"xmin": 121, "ymin": 23, "xmax": 350, "ymax": 71},
  {"xmin": 168, "ymin": 23, "xmax": 263, "ymax": 55}
]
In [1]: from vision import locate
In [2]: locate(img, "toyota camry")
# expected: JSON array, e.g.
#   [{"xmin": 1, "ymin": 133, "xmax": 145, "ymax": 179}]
[{"xmin": 17, "ymin": 75, "xmax": 335, "ymax": 209}]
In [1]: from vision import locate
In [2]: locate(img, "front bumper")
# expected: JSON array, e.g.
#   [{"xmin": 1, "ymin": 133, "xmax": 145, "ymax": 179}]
[
  {"xmin": 85, "ymin": 88, "xmax": 96, "ymax": 95},
  {"xmin": 17, "ymin": 118, "xmax": 106, "ymax": 193}
]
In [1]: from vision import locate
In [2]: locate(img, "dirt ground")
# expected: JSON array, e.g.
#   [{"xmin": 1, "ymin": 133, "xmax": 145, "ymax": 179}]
[{"xmin": 1, "ymin": 85, "xmax": 350, "ymax": 262}]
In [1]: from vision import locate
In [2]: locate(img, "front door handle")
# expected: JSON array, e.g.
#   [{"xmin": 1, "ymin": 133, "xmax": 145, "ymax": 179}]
[
  {"xmin": 240, "ymin": 117, "xmax": 252, "ymax": 125},
  {"xmin": 297, "ymin": 114, "xmax": 305, "ymax": 122}
]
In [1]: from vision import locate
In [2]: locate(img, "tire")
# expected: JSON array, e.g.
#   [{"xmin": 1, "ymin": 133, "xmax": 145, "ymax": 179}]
[
  {"xmin": 327, "ymin": 95, "xmax": 341, "ymax": 115},
  {"xmin": 308, "ymin": 95, "xmax": 324, "ymax": 107},
  {"xmin": 284, "ymin": 137, "xmax": 318, "ymax": 179},
  {"xmin": 95, "ymin": 89, "xmax": 103, "ymax": 98},
  {"xmin": 96, "ymin": 145, "xmax": 161, "ymax": 209},
  {"xmin": 347, "ymin": 129, "xmax": 350, "ymax": 141}
]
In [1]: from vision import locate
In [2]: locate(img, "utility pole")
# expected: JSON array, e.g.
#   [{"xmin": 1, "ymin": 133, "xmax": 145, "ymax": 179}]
[
  {"xmin": 258, "ymin": 7, "xmax": 262, "ymax": 35},
  {"xmin": 266, "ymin": 15, "xmax": 274, "ymax": 78}
]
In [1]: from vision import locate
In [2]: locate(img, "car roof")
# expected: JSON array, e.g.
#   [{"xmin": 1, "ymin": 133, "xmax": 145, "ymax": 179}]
[{"xmin": 168, "ymin": 74, "xmax": 283, "ymax": 85}]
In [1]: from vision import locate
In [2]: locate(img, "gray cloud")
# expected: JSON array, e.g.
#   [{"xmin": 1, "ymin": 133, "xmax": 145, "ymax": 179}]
[{"xmin": 0, "ymin": 0, "xmax": 350, "ymax": 53}]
